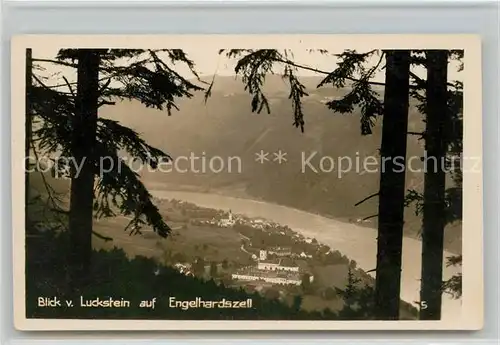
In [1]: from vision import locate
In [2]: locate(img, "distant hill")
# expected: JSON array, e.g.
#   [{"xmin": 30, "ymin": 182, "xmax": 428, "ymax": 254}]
[{"xmin": 95, "ymin": 75, "xmax": 460, "ymax": 253}]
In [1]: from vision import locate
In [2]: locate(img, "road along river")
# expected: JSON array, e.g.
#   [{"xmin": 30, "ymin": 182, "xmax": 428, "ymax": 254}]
[{"xmin": 151, "ymin": 189, "xmax": 462, "ymax": 321}]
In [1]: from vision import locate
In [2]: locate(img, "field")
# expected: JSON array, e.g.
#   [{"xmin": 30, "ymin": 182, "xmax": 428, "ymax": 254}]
[{"xmin": 94, "ymin": 217, "xmax": 252, "ymax": 267}]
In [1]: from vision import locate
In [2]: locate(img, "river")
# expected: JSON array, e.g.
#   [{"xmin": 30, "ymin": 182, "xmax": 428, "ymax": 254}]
[{"xmin": 150, "ymin": 189, "xmax": 462, "ymax": 321}]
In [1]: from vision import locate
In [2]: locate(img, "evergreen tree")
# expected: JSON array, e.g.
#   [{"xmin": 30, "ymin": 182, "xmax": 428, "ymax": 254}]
[
  {"xmin": 67, "ymin": 50, "xmax": 100, "ymax": 284},
  {"xmin": 193, "ymin": 257, "xmax": 206, "ymax": 277},
  {"xmin": 225, "ymin": 48, "xmax": 463, "ymax": 320},
  {"xmin": 223, "ymin": 49, "xmax": 410, "ymax": 319},
  {"xmin": 25, "ymin": 48, "xmax": 35, "ymax": 232},
  {"xmin": 419, "ymin": 50, "xmax": 449, "ymax": 320},
  {"xmin": 25, "ymin": 49, "xmax": 33, "ymax": 204},
  {"xmin": 337, "ymin": 266, "xmax": 361, "ymax": 307},
  {"xmin": 209, "ymin": 261, "xmax": 218, "ymax": 278},
  {"xmin": 335, "ymin": 266, "xmax": 375, "ymax": 319},
  {"xmin": 442, "ymin": 255, "xmax": 462, "ymax": 299},
  {"xmin": 29, "ymin": 48, "xmax": 203, "ymax": 287},
  {"xmin": 405, "ymin": 50, "xmax": 464, "ymax": 318},
  {"xmin": 301, "ymin": 273, "xmax": 312, "ymax": 292},
  {"xmin": 292, "ymin": 294, "xmax": 303, "ymax": 313},
  {"xmin": 28, "ymin": 47, "xmax": 463, "ymax": 318},
  {"xmin": 373, "ymin": 50, "xmax": 410, "ymax": 319}
]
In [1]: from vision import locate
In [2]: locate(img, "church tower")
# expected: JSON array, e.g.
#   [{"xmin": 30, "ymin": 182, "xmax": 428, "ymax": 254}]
[{"xmin": 259, "ymin": 250, "xmax": 267, "ymax": 261}]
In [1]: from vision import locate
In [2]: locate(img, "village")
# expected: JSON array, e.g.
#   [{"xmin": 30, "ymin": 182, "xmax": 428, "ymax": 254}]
[
  {"xmin": 150, "ymin": 197, "xmax": 373, "ymax": 310},
  {"xmin": 155, "ymin": 201, "xmax": 321, "ymax": 288}
]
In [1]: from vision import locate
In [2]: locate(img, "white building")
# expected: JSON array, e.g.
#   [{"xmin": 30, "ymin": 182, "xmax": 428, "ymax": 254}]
[
  {"xmin": 174, "ymin": 263, "xmax": 194, "ymax": 277},
  {"xmin": 218, "ymin": 210, "xmax": 236, "ymax": 227},
  {"xmin": 231, "ymin": 273, "xmax": 260, "ymax": 282},
  {"xmin": 257, "ymin": 259, "xmax": 300, "ymax": 272},
  {"xmin": 268, "ymin": 246, "xmax": 292, "ymax": 257},
  {"xmin": 231, "ymin": 272, "xmax": 301, "ymax": 286},
  {"xmin": 257, "ymin": 261, "xmax": 280, "ymax": 271}
]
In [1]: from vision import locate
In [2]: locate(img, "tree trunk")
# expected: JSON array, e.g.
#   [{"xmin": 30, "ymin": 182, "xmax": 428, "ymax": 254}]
[
  {"xmin": 374, "ymin": 50, "xmax": 410, "ymax": 320},
  {"xmin": 68, "ymin": 49, "xmax": 100, "ymax": 287},
  {"xmin": 25, "ymin": 48, "xmax": 33, "ymax": 204},
  {"xmin": 419, "ymin": 50, "xmax": 448, "ymax": 320}
]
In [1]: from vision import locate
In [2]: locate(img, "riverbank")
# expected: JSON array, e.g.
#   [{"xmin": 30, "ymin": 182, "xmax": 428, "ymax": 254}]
[{"xmin": 149, "ymin": 189, "xmax": 462, "ymax": 321}]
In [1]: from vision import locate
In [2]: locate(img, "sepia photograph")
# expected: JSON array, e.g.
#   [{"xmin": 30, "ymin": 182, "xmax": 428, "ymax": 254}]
[{"xmin": 11, "ymin": 35, "xmax": 483, "ymax": 331}]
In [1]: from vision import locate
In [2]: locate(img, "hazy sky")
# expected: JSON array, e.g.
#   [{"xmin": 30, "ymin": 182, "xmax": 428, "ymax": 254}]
[{"xmin": 32, "ymin": 47, "xmax": 462, "ymax": 89}]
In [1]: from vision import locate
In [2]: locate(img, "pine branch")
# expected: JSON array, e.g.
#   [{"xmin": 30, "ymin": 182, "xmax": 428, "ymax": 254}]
[
  {"xmin": 93, "ymin": 147, "xmax": 171, "ymax": 238},
  {"xmin": 404, "ymin": 189, "xmax": 424, "ymax": 216},
  {"xmin": 363, "ymin": 51, "xmax": 385, "ymax": 81},
  {"xmin": 32, "ymin": 58, "xmax": 79, "ymax": 69},
  {"xmin": 229, "ymin": 50, "xmax": 461, "ymax": 92},
  {"xmin": 409, "ymin": 71, "xmax": 426, "ymax": 88},
  {"xmin": 33, "ymin": 74, "xmax": 75, "ymax": 97},
  {"xmin": 34, "ymin": 81, "xmax": 78, "ymax": 89},
  {"xmin": 284, "ymin": 65, "xmax": 308, "ymax": 131},
  {"xmin": 98, "ymin": 100, "xmax": 116, "ymax": 107},
  {"xmin": 271, "ymin": 56, "xmax": 386, "ymax": 88},
  {"xmin": 408, "ymin": 131, "xmax": 424, "ymax": 136},
  {"xmin": 362, "ymin": 214, "xmax": 378, "ymax": 221},
  {"xmin": 354, "ymin": 192, "xmax": 379, "ymax": 207},
  {"xmin": 98, "ymin": 78, "xmax": 112, "ymax": 93},
  {"xmin": 96, "ymin": 118, "xmax": 170, "ymax": 165},
  {"xmin": 62, "ymin": 76, "xmax": 75, "ymax": 98},
  {"xmin": 29, "ymin": 141, "xmax": 69, "ymax": 231},
  {"xmin": 92, "ymin": 230, "xmax": 113, "ymax": 242},
  {"xmin": 29, "ymin": 49, "xmax": 209, "ymax": 246},
  {"xmin": 227, "ymin": 49, "xmax": 386, "ymax": 135},
  {"xmin": 204, "ymin": 74, "xmax": 216, "ymax": 104}
]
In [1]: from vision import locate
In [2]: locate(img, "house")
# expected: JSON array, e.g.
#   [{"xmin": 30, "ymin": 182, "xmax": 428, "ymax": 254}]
[
  {"xmin": 257, "ymin": 260, "xmax": 281, "ymax": 271},
  {"xmin": 268, "ymin": 246, "xmax": 292, "ymax": 257},
  {"xmin": 257, "ymin": 258, "xmax": 299, "ymax": 272},
  {"xmin": 173, "ymin": 263, "xmax": 194, "ymax": 277},
  {"xmin": 218, "ymin": 210, "xmax": 236, "ymax": 227},
  {"xmin": 231, "ymin": 268, "xmax": 301, "ymax": 286}
]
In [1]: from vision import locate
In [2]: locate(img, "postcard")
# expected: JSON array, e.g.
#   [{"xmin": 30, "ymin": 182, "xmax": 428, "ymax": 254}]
[{"xmin": 11, "ymin": 34, "xmax": 483, "ymax": 331}]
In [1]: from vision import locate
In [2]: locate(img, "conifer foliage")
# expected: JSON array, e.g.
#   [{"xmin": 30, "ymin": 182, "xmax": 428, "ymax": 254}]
[
  {"xmin": 224, "ymin": 48, "xmax": 463, "ymax": 320},
  {"xmin": 29, "ymin": 49, "xmax": 204, "ymax": 284},
  {"xmin": 26, "ymin": 47, "xmax": 464, "ymax": 318}
]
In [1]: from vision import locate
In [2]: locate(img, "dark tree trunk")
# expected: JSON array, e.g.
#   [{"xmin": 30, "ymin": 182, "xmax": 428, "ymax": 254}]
[
  {"xmin": 68, "ymin": 49, "xmax": 100, "ymax": 287},
  {"xmin": 25, "ymin": 48, "xmax": 33, "ymax": 204},
  {"xmin": 419, "ymin": 50, "xmax": 448, "ymax": 320},
  {"xmin": 374, "ymin": 50, "xmax": 410, "ymax": 320}
]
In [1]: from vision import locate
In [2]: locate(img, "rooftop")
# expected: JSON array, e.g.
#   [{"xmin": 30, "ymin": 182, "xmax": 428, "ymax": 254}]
[
  {"xmin": 234, "ymin": 267, "xmax": 301, "ymax": 280},
  {"xmin": 259, "ymin": 259, "xmax": 280, "ymax": 265}
]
